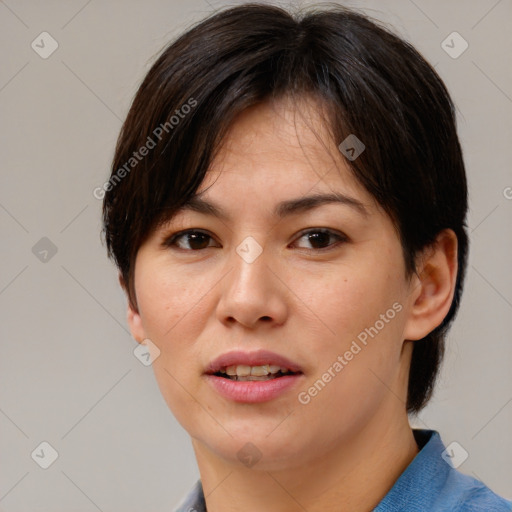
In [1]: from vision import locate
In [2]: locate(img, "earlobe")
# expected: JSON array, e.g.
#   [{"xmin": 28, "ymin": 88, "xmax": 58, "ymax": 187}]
[
  {"xmin": 119, "ymin": 272, "xmax": 146, "ymax": 344},
  {"xmin": 127, "ymin": 303, "xmax": 146, "ymax": 344},
  {"xmin": 402, "ymin": 229, "xmax": 458, "ymax": 341}
]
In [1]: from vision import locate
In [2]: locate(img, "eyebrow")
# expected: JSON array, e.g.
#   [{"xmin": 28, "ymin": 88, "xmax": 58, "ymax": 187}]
[{"xmin": 177, "ymin": 192, "xmax": 369, "ymax": 220}]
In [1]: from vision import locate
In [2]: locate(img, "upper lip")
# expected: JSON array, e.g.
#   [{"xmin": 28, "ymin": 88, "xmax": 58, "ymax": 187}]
[{"xmin": 205, "ymin": 349, "xmax": 303, "ymax": 374}]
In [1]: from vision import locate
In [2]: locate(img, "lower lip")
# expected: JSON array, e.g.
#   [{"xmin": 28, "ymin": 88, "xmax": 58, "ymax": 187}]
[{"xmin": 205, "ymin": 374, "xmax": 303, "ymax": 403}]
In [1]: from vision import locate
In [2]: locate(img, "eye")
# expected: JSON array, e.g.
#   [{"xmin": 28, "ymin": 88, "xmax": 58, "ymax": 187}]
[
  {"xmin": 164, "ymin": 228, "xmax": 348, "ymax": 252},
  {"xmin": 164, "ymin": 230, "xmax": 219, "ymax": 251},
  {"xmin": 292, "ymin": 228, "xmax": 348, "ymax": 251}
]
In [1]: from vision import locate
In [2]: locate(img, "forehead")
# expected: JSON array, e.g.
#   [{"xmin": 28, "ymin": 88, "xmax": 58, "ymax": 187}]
[{"xmin": 198, "ymin": 96, "xmax": 372, "ymax": 207}]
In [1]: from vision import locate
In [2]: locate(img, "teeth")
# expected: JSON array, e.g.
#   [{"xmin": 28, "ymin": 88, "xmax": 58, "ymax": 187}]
[
  {"xmin": 225, "ymin": 365, "xmax": 237, "ymax": 376},
  {"xmin": 221, "ymin": 364, "xmax": 291, "ymax": 377},
  {"xmin": 251, "ymin": 365, "xmax": 269, "ymax": 376},
  {"xmin": 236, "ymin": 365, "xmax": 251, "ymax": 377}
]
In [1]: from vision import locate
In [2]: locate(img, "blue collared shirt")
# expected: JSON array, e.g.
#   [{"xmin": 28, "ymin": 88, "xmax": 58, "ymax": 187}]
[{"xmin": 173, "ymin": 429, "xmax": 511, "ymax": 511}]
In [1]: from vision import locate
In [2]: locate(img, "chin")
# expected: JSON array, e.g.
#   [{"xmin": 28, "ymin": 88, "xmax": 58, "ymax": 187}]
[{"xmin": 192, "ymin": 418, "xmax": 314, "ymax": 471}]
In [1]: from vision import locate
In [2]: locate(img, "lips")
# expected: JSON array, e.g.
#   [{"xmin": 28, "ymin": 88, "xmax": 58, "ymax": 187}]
[{"xmin": 204, "ymin": 350, "xmax": 304, "ymax": 403}]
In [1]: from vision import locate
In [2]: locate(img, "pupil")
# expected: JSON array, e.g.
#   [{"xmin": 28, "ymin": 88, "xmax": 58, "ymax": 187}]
[
  {"xmin": 309, "ymin": 232, "xmax": 329, "ymax": 248},
  {"xmin": 189, "ymin": 233, "xmax": 208, "ymax": 250}
]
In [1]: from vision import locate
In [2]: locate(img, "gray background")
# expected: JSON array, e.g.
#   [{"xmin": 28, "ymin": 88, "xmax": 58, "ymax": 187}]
[{"xmin": 1, "ymin": 0, "xmax": 511, "ymax": 510}]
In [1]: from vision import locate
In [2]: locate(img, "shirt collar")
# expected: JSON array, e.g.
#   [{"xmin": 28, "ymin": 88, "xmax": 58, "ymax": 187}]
[{"xmin": 373, "ymin": 429, "xmax": 448, "ymax": 511}]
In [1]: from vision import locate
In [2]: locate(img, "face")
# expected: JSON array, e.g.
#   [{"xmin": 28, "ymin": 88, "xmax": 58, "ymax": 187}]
[{"xmin": 127, "ymin": 96, "xmax": 422, "ymax": 470}]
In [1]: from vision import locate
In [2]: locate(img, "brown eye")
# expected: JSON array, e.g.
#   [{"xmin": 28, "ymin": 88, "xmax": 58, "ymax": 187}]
[
  {"xmin": 164, "ymin": 228, "xmax": 347, "ymax": 252},
  {"xmin": 293, "ymin": 229, "xmax": 347, "ymax": 251},
  {"xmin": 166, "ymin": 230, "xmax": 218, "ymax": 251}
]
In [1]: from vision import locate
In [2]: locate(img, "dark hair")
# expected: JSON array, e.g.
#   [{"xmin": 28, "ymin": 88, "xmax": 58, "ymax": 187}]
[{"xmin": 102, "ymin": 3, "xmax": 468, "ymax": 413}]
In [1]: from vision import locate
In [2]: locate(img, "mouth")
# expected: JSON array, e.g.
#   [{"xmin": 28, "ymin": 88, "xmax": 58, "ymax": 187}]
[
  {"xmin": 212, "ymin": 364, "xmax": 301, "ymax": 381},
  {"xmin": 204, "ymin": 350, "xmax": 304, "ymax": 403}
]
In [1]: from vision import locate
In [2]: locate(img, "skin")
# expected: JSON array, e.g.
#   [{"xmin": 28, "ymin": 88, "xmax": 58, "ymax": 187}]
[{"xmin": 124, "ymin": 96, "xmax": 458, "ymax": 512}]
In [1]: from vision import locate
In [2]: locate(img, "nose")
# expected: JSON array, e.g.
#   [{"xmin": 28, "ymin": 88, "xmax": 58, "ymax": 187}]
[{"xmin": 215, "ymin": 242, "xmax": 288, "ymax": 330}]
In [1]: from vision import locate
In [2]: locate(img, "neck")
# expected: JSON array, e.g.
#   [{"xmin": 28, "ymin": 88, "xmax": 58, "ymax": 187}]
[{"xmin": 192, "ymin": 409, "xmax": 419, "ymax": 512}]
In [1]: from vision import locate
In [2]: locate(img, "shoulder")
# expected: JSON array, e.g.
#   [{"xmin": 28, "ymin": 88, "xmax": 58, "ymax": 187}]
[
  {"xmin": 436, "ymin": 469, "xmax": 511, "ymax": 511},
  {"xmin": 374, "ymin": 430, "xmax": 511, "ymax": 512}
]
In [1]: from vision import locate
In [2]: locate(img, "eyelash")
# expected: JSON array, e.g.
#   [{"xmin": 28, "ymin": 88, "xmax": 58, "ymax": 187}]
[{"xmin": 164, "ymin": 228, "xmax": 348, "ymax": 252}]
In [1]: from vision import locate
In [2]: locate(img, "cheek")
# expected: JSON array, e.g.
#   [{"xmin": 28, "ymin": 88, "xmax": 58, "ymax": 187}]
[
  {"xmin": 294, "ymin": 258, "xmax": 405, "ymax": 350},
  {"xmin": 292, "ymin": 253, "xmax": 408, "ymax": 404},
  {"xmin": 134, "ymin": 261, "xmax": 209, "ymax": 392},
  {"xmin": 135, "ymin": 261, "xmax": 207, "ymax": 341},
  {"xmin": 134, "ymin": 262, "xmax": 211, "ymax": 430}
]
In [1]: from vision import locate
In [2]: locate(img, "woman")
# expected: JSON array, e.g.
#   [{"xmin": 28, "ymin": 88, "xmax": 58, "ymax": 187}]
[{"xmin": 102, "ymin": 4, "xmax": 511, "ymax": 511}]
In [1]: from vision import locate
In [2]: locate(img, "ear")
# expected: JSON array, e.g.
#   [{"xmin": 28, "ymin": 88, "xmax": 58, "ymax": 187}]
[
  {"xmin": 402, "ymin": 229, "xmax": 458, "ymax": 341},
  {"xmin": 118, "ymin": 272, "xmax": 146, "ymax": 344}
]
